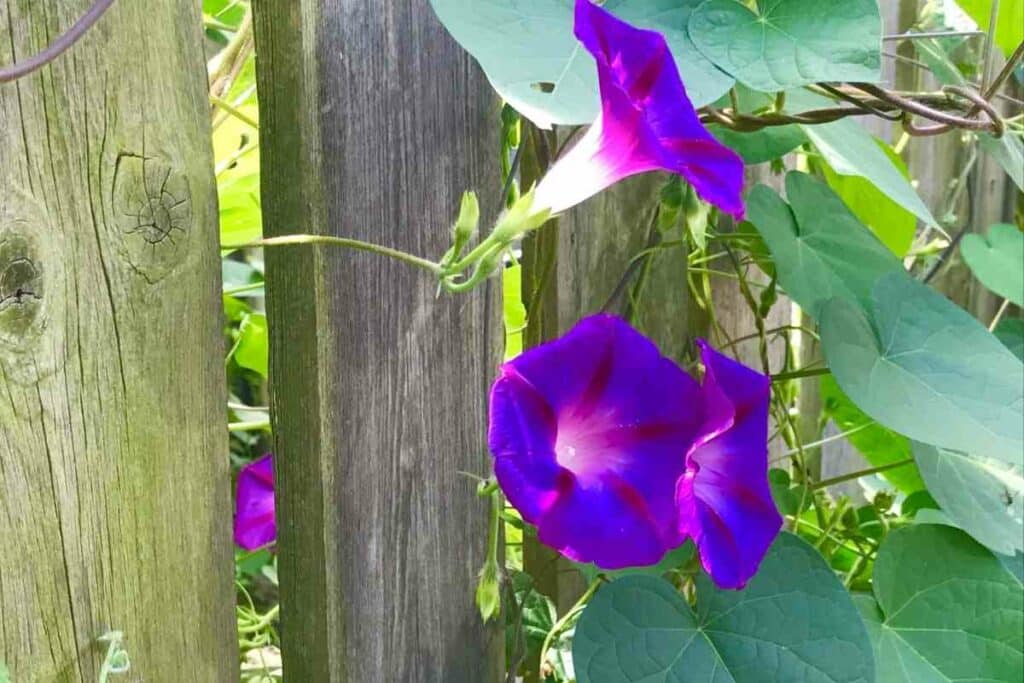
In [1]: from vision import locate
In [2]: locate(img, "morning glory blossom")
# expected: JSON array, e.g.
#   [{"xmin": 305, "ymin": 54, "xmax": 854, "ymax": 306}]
[
  {"xmin": 488, "ymin": 315, "xmax": 780, "ymax": 589},
  {"xmin": 532, "ymin": 0, "xmax": 745, "ymax": 219},
  {"xmin": 234, "ymin": 454, "xmax": 276, "ymax": 551}
]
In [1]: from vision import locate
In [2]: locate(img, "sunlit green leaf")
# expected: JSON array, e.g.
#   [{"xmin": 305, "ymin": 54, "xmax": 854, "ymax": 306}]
[
  {"xmin": 955, "ymin": 0, "xmax": 1024, "ymax": 57},
  {"xmin": 820, "ymin": 273, "xmax": 1024, "ymax": 467},
  {"xmin": 961, "ymin": 223, "xmax": 1024, "ymax": 306},
  {"xmin": 817, "ymin": 142, "xmax": 917, "ymax": 256},
  {"xmin": 787, "ymin": 90, "xmax": 938, "ymax": 229},
  {"xmin": 573, "ymin": 533, "xmax": 874, "ymax": 683},
  {"xmin": 430, "ymin": 0, "xmax": 733, "ymax": 127},
  {"xmin": 689, "ymin": 0, "xmax": 881, "ymax": 91},
  {"xmin": 820, "ymin": 376, "xmax": 924, "ymax": 493},
  {"xmin": 914, "ymin": 442, "xmax": 1024, "ymax": 555},
  {"xmin": 856, "ymin": 524, "xmax": 1023, "ymax": 682},
  {"xmin": 233, "ymin": 313, "xmax": 269, "ymax": 378}
]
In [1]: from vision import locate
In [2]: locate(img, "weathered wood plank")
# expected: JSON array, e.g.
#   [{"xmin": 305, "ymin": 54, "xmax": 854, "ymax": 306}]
[
  {"xmin": 0, "ymin": 1, "xmax": 237, "ymax": 679},
  {"xmin": 253, "ymin": 1, "xmax": 503, "ymax": 680}
]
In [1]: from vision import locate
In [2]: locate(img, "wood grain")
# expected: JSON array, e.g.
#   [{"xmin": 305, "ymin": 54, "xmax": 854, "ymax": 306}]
[
  {"xmin": 0, "ymin": 1, "xmax": 236, "ymax": 679},
  {"xmin": 253, "ymin": 1, "xmax": 503, "ymax": 680}
]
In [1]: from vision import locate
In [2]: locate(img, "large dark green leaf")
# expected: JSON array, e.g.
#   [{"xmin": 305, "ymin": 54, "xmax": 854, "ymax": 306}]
[
  {"xmin": 914, "ymin": 442, "xmax": 1023, "ymax": 556},
  {"xmin": 995, "ymin": 318, "xmax": 1024, "ymax": 362},
  {"xmin": 820, "ymin": 376, "xmax": 923, "ymax": 494},
  {"xmin": 746, "ymin": 172, "xmax": 903, "ymax": 318},
  {"xmin": 820, "ymin": 273, "xmax": 1024, "ymax": 467},
  {"xmin": 856, "ymin": 524, "xmax": 1023, "ymax": 682},
  {"xmin": 688, "ymin": 0, "xmax": 881, "ymax": 91},
  {"xmin": 430, "ymin": 0, "xmax": 733, "ymax": 127},
  {"xmin": 961, "ymin": 224, "xmax": 1024, "ymax": 306},
  {"xmin": 573, "ymin": 533, "xmax": 874, "ymax": 682}
]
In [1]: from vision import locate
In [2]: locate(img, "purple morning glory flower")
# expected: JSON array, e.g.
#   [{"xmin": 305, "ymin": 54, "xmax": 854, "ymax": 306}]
[
  {"xmin": 677, "ymin": 340, "xmax": 782, "ymax": 589},
  {"xmin": 532, "ymin": 0, "xmax": 745, "ymax": 219},
  {"xmin": 234, "ymin": 454, "xmax": 276, "ymax": 551},
  {"xmin": 488, "ymin": 315, "xmax": 780, "ymax": 588}
]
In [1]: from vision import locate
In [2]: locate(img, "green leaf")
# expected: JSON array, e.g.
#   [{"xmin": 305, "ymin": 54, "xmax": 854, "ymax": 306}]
[
  {"xmin": 505, "ymin": 569, "xmax": 557, "ymax": 680},
  {"xmin": 787, "ymin": 90, "xmax": 938, "ymax": 230},
  {"xmin": 820, "ymin": 376, "xmax": 924, "ymax": 493},
  {"xmin": 856, "ymin": 524, "xmax": 1023, "ymax": 682},
  {"xmin": 961, "ymin": 223, "xmax": 1024, "ymax": 306},
  {"xmin": 573, "ymin": 533, "xmax": 874, "ymax": 683},
  {"xmin": 914, "ymin": 442, "xmax": 1024, "ymax": 556},
  {"xmin": 709, "ymin": 123, "xmax": 807, "ymax": 164},
  {"xmin": 688, "ymin": 0, "xmax": 881, "ymax": 91},
  {"xmin": 746, "ymin": 172, "xmax": 903, "ymax": 318},
  {"xmin": 995, "ymin": 318, "xmax": 1024, "ymax": 361},
  {"xmin": 955, "ymin": 0, "xmax": 1024, "ymax": 57},
  {"xmin": 430, "ymin": 0, "xmax": 733, "ymax": 127},
  {"xmin": 232, "ymin": 313, "xmax": 269, "ymax": 378},
  {"xmin": 820, "ymin": 272, "xmax": 1024, "ymax": 467},
  {"xmin": 817, "ymin": 142, "xmax": 917, "ymax": 256}
]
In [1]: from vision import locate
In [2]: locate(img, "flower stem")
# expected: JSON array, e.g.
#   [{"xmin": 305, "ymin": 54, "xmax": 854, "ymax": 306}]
[
  {"xmin": 221, "ymin": 234, "xmax": 443, "ymax": 276},
  {"xmin": 811, "ymin": 458, "xmax": 915, "ymax": 490}
]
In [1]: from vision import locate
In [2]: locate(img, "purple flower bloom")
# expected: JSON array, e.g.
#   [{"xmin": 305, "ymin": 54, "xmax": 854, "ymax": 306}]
[
  {"xmin": 488, "ymin": 315, "xmax": 780, "ymax": 588},
  {"xmin": 234, "ymin": 454, "xmax": 276, "ymax": 551},
  {"xmin": 532, "ymin": 0, "xmax": 745, "ymax": 219}
]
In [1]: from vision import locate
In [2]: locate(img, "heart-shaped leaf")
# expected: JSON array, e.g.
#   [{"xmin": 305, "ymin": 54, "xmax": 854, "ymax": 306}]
[
  {"xmin": 820, "ymin": 273, "xmax": 1024, "ymax": 467},
  {"xmin": 856, "ymin": 524, "xmax": 1023, "ymax": 682},
  {"xmin": 688, "ymin": 0, "xmax": 881, "ymax": 91},
  {"xmin": 961, "ymin": 223, "xmax": 1024, "ymax": 306},
  {"xmin": 573, "ymin": 533, "xmax": 874, "ymax": 682},
  {"xmin": 430, "ymin": 0, "xmax": 734, "ymax": 127},
  {"xmin": 746, "ymin": 172, "xmax": 903, "ymax": 318},
  {"xmin": 913, "ymin": 442, "xmax": 1023, "ymax": 556}
]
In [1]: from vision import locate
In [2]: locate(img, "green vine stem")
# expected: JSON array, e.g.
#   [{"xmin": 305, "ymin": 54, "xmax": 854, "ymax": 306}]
[
  {"xmin": 537, "ymin": 578, "xmax": 603, "ymax": 677},
  {"xmin": 97, "ymin": 630, "xmax": 130, "ymax": 683},
  {"xmin": 221, "ymin": 235, "xmax": 444, "ymax": 276}
]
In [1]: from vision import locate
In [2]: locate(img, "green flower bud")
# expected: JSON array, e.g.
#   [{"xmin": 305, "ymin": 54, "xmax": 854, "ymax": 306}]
[{"xmin": 475, "ymin": 560, "xmax": 501, "ymax": 623}]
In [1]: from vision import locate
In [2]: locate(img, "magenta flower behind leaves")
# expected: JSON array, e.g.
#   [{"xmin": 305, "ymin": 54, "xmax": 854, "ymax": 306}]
[
  {"xmin": 488, "ymin": 315, "xmax": 781, "ymax": 589},
  {"xmin": 234, "ymin": 454, "xmax": 276, "ymax": 551},
  {"xmin": 532, "ymin": 0, "xmax": 745, "ymax": 219}
]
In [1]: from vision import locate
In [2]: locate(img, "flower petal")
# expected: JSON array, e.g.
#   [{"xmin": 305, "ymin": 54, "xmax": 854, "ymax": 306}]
[
  {"xmin": 677, "ymin": 341, "xmax": 782, "ymax": 589},
  {"xmin": 234, "ymin": 454, "xmax": 276, "ymax": 551},
  {"xmin": 570, "ymin": 0, "xmax": 745, "ymax": 218},
  {"xmin": 536, "ymin": 471, "xmax": 668, "ymax": 569},
  {"xmin": 490, "ymin": 314, "xmax": 704, "ymax": 568}
]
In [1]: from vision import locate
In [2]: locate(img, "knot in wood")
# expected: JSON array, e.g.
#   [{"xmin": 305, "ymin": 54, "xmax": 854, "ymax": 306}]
[
  {"xmin": 0, "ymin": 233, "xmax": 44, "ymax": 343},
  {"xmin": 112, "ymin": 152, "xmax": 192, "ymax": 281}
]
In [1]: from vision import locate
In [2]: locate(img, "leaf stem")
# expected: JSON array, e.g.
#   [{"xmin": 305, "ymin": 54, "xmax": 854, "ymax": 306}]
[
  {"xmin": 811, "ymin": 458, "xmax": 915, "ymax": 490},
  {"xmin": 771, "ymin": 367, "xmax": 830, "ymax": 382}
]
